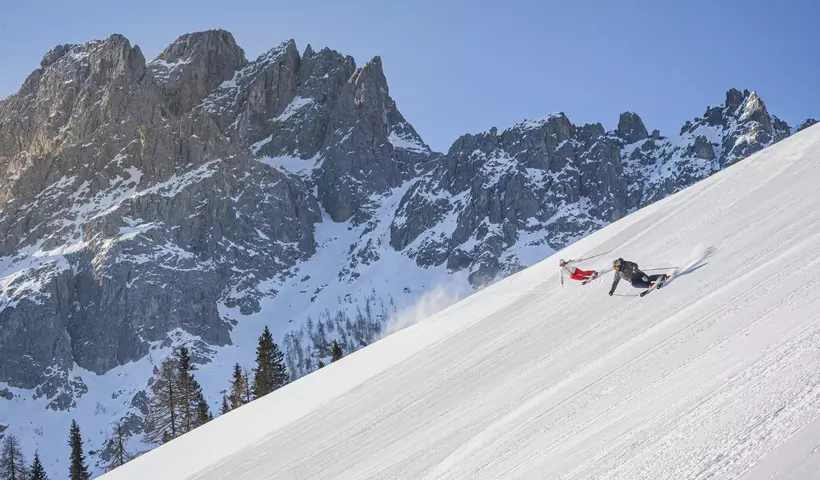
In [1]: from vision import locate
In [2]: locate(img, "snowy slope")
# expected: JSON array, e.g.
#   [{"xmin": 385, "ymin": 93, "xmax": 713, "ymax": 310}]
[{"xmin": 101, "ymin": 125, "xmax": 820, "ymax": 479}]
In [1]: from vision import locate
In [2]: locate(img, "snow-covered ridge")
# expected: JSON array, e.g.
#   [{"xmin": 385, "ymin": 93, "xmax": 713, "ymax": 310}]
[
  {"xmin": 389, "ymin": 130, "xmax": 428, "ymax": 153},
  {"xmin": 510, "ymin": 112, "xmax": 567, "ymax": 131},
  {"xmin": 275, "ymin": 96, "xmax": 313, "ymax": 122}
]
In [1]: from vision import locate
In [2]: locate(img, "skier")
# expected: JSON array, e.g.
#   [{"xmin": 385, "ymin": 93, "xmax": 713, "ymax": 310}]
[
  {"xmin": 559, "ymin": 258, "xmax": 598, "ymax": 285},
  {"xmin": 608, "ymin": 258, "xmax": 669, "ymax": 295}
]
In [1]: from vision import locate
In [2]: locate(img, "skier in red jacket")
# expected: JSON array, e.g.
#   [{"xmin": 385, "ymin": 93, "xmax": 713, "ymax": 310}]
[{"xmin": 559, "ymin": 258, "xmax": 598, "ymax": 284}]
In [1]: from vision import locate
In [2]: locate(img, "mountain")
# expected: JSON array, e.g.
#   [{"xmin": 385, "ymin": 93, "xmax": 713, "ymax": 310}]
[
  {"xmin": 102, "ymin": 123, "xmax": 820, "ymax": 479},
  {"xmin": 391, "ymin": 89, "xmax": 793, "ymax": 285},
  {"xmin": 0, "ymin": 29, "xmax": 813, "ymax": 475}
]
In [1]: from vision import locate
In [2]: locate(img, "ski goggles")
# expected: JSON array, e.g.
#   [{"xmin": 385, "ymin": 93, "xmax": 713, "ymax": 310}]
[{"xmin": 613, "ymin": 265, "xmax": 621, "ymax": 271}]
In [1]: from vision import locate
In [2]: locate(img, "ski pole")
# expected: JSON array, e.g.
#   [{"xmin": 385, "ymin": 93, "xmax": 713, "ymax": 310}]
[
  {"xmin": 643, "ymin": 267, "xmax": 678, "ymax": 271},
  {"xmin": 577, "ymin": 250, "xmax": 612, "ymax": 263}
]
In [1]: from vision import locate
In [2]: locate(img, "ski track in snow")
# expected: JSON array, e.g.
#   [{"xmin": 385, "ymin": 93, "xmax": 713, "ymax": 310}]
[{"xmin": 101, "ymin": 125, "xmax": 820, "ymax": 479}]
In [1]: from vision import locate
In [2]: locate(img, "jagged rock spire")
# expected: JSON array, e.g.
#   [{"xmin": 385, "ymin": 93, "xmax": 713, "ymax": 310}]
[
  {"xmin": 617, "ymin": 112, "xmax": 648, "ymax": 144},
  {"xmin": 149, "ymin": 29, "xmax": 247, "ymax": 115}
]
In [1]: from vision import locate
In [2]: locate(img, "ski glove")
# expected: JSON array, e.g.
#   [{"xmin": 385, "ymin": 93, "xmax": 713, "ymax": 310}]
[{"xmin": 608, "ymin": 291, "xmax": 613, "ymax": 296}]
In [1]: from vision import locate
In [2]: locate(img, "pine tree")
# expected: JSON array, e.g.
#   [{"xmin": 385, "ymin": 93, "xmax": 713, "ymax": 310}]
[
  {"xmin": 271, "ymin": 343, "xmax": 288, "ymax": 388},
  {"xmin": 144, "ymin": 358, "xmax": 179, "ymax": 444},
  {"xmin": 229, "ymin": 363, "xmax": 249, "ymax": 410},
  {"xmin": 103, "ymin": 419, "xmax": 130, "ymax": 471},
  {"xmin": 331, "ymin": 340, "xmax": 344, "ymax": 362},
  {"xmin": 176, "ymin": 347, "xmax": 195, "ymax": 434},
  {"xmin": 317, "ymin": 360, "xmax": 326, "ymax": 369},
  {"xmin": 29, "ymin": 451, "xmax": 48, "ymax": 480},
  {"xmin": 220, "ymin": 395, "xmax": 230, "ymax": 415},
  {"xmin": 243, "ymin": 368, "xmax": 252, "ymax": 404},
  {"xmin": 68, "ymin": 420, "xmax": 90, "ymax": 480},
  {"xmin": 195, "ymin": 390, "xmax": 212, "ymax": 427},
  {"xmin": 0, "ymin": 434, "xmax": 28, "ymax": 480},
  {"xmin": 176, "ymin": 347, "xmax": 207, "ymax": 434},
  {"xmin": 303, "ymin": 356, "xmax": 313, "ymax": 373},
  {"xmin": 252, "ymin": 327, "xmax": 290, "ymax": 399}
]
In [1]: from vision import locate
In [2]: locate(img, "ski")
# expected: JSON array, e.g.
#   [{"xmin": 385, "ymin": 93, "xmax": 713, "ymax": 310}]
[
  {"xmin": 640, "ymin": 274, "xmax": 672, "ymax": 297},
  {"xmin": 639, "ymin": 285, "xmax": 658, "ymax": 297},
  {"xmin": 581, "ymin": 272, "xmax": 599, "ymax": 285}
]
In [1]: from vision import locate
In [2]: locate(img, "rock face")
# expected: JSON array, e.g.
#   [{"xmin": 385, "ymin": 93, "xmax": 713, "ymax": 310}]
[
  {"xmin": 691, "ymin": 135, "xmax": 716, "ymax": 160},
  {"xmin": 0, "ymin": 33, "xmax": 320, "ymax": 402},
  {"xmin": 200, "ymin": 43, "xmax": 431, "ymax": 222},
  {"xmin": 0, "ymin": 28, "xmax": 810, "ymax": 474},
  {"xmin": 622, "ymin": 88, "xmax": 792, "ymax": 208},
  {"xmin": 390, "ymin": 90, "xmax": 798, "ymax": 285},
  {"xmin": 795, "ymin": 118, "xmax": 818, "ymax": 133},
  {"xmin": 617, "ymin": 112, "xmax": 648, "ymax": 144},
  {"xmin": 149, "ymin": 30, "xmax": 247, "ymax": 115},
  {"xmin": 390, "ymin": 114, "xmax": 627, "ymax": 284}
]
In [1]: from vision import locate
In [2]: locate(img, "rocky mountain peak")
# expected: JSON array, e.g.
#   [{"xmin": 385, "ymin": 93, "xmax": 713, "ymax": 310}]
[
  {"xmin": 738, "ymin": 90, "xmax": 769, "ymax": 126},
  {"xmin": 390, "ymin": 109, "xmax": 630, "ymax": 286},
  {"xmin": 150, "ymin": 30, "xmax": 247, "ymax": 115},
  {"xmin": 155, "ymin": 29, "xmax": 244, "ymax": 63},
  {"xmin": 795, "ymin": 118, "xmax": 818, "ymax": 133},
  {"xmin": 0, "ymin": 34, "xmax": 156, "ymax": 165},
  {"xmin": 725, "ymin": 87, "xmax": 746, "ymax": 112},
  {"xmin": 40, "ymin": 44, "xmax": 77, "ymax": 68},
  {"xmin": 617, "ymin": 111, "xmax": 648, "ymax": 144},
  {"xmin": 82, "ymin": 34, "xmax": 148, "ymax": 84},
  {"xmin": 198, "ymin": 39, "xmax": 301, "ymax": 145},
  {"xmin": 358, "ymin": 55, "xmax": 385, "ymax": 78},
  {"xmin": 347, "ymin": 56, "xmax": 390, "ymax": 113},
  {"xmin": 316, "ymin": 53, "xmax": 428, "ymax": 222},
  {"xmin": 675, "ymin": 88, "xmax": 790, "ymax": 168},
  {"xmin": 0, "ymin": 30, "xmax": 319, "ymax": 409}
]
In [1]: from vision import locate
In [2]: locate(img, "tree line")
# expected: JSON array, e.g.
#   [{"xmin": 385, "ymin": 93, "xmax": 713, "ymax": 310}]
[
  {"xmin": 217, "ymin": 326, "xmax": 341, "ymax": 413},
  {"xmin": 283, "ymin": 293, "xmax": 389, "ymax": 378},
  {"xmin": 1, "ymin": 419, "xmax": 87, "ymax": 480},
  {"xmin": 1, "ymin": 323, "xmax": 347, "ymax": 479}
]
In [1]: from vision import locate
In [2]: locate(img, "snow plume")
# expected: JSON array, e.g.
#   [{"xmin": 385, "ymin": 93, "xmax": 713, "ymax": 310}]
[
  {"xmin": 383, "ymin": 282, "xmax": 470, "ymax": 336},
  {"xmin": 677, "ymin": 244, "xmax": 715, "ymax": 273},
  {"xmin": 662, "ymin": 244, "xmax": 715, "ymax": 286}
]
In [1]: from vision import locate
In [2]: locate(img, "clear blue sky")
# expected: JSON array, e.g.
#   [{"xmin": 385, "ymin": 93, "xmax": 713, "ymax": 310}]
[{"xmin": 2, "ymin": 0, "xmax": 818, "ymax": 151}]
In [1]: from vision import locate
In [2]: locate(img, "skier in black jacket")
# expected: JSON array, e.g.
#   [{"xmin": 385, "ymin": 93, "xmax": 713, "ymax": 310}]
[{"xmin": 609, "ymin": 258, "xmax": 669, "ymax": 295}]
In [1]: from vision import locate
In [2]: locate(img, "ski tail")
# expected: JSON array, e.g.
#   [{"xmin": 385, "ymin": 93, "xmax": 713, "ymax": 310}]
[{"xmin": 641, "ymin": 271, "xmax": 676, "ymax": 296}]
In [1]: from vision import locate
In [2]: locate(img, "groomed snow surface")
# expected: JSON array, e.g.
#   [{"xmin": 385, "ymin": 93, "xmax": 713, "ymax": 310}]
[{"xmin": 103, "ymin": 125, "xmax": 820, "ymax": 479}]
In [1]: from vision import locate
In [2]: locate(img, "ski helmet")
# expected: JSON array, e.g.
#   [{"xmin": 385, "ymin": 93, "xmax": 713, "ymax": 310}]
[
  {"xmin": 559, "ymin": 258, "xmax": 567, "ymax": 266},
  {"xmin": 613, "ymin": 258, "xmax": 623, "ymax": 270}
]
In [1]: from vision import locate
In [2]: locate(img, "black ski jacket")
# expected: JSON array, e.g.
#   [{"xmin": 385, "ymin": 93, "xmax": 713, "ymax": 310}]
[{"xmin": 609, "ymin": 260, "xmax": 644, "ymax": 294}]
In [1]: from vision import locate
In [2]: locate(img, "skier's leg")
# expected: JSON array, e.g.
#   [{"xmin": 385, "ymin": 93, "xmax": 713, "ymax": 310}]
[
  {"xmin": 570, "ymin": 272, "xmax": 586, "ymax": 281},
  {"xmin": 631, "ymin": 277, "xmax": 650, "ymax": 289},
  {"xmin": 577, "ymin": 269, "xmax": 596, "ymax": 278}
]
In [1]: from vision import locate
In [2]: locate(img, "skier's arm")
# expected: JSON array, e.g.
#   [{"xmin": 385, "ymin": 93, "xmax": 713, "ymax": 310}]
[{"xmin": 609, "ymin": 274, "xmax": 620, "ymax": 296}]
